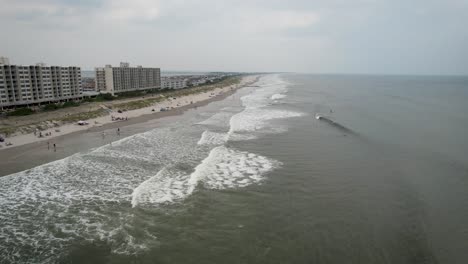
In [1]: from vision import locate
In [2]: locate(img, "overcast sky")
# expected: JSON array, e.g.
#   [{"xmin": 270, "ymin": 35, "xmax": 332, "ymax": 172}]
[{"xmin": 1, "ymin": 0, "xmax": 467, "ymax": 75}]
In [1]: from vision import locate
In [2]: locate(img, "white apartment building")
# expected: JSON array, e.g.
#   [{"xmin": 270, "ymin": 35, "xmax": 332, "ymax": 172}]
[
  {"xmin": 0, "ymin": 57, "xmax": 9, "ymax": 65},
  {"xmin": 0, "ymin": 58, "xmax": 82, "ymax": 109},
  {"xmin": 95, "ymin": 62, "xmax": 161, "ymax": 95},
  {"xmin": 161, "ymin": 76, "xmax": 188, "ymax": 90}
]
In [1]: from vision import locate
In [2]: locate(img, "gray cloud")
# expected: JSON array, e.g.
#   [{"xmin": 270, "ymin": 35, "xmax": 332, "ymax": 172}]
[{"xmin": 0, "ymin": 0, "xmax": 467, "ymax": 75}]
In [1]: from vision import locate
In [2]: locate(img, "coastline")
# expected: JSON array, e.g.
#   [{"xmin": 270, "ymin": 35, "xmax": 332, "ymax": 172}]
[
  {"xmin": 0, "ymin": 75, "xmax": 259, "ymax": 177},
  {"xmin": 0, "ymin": 75, "xmax": 258, "ymax": 150}
]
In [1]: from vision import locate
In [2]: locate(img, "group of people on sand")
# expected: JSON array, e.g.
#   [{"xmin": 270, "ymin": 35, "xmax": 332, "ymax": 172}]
[
  {"xmin": 34, "ymin": 128, "xmax": 52, "ymax": 137},
  {"xmin": 34, "ymin": 129, "xmax": 53, "ymax": 138},
  {"xmin": 111, "ymin": 116, "xmax": 128, "ymax": 121}
]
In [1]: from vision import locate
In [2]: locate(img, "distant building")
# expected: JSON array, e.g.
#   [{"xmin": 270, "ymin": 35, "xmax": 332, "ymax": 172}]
[
  {"xmin": 81, "ymin": 77, "xmax": 96, "ymax": 92},
  {"xmin": 0, "ymin": 57, "xmax": 10, "ymax": 65},
  {"xmin": 161, "ymin": 76, "xmax": 188, "ymax": 90},
  {"xmin": 95, "ymin": 66, "xmax": 108, "ymax": 92},
  {"xmin": 95, "ymin": 62, "xmax": 161, "ymax": 95},
  {"xmin": 0, "ymin": 57, "xmax": 82, "ymax": 109}
]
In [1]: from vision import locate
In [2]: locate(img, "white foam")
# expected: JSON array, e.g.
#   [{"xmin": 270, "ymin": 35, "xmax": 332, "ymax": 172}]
[
  {"xmin": 228, "ymin": 109, "xmax": 304, "ymax": 134},
  {"xmin": 0, "ymin": 74, "xmax": 296, "ymax": 262},
  {"xmin": 131, "ymin": 168, "xmax": 195, "ymax": 207},
  {"xmin": 197, "ymin": 75, "xmax": 301, "ymax": 143},
  {"xmin": 194, "ymin": 146, "xmax": 280, "ymax": 189},
  {"xmin": 226, "ymin": 74, "xmax": 304, "ymax": 137},
  {"xmin": 130, "ymin": 146, "xmax": 279, "ymax": 208},
  {"xmin": 197, "ymin": 130, "xmax": 228, "ymax": 145},
  {"xmin": 0, "ymin": 122, "xmax": 205, "ymax": 262},
  {"xmin": 240, "ymin": 75, "xmax": 289, "ymax": 109},
  {"xmin": 271, "ymin": 93, "xmax": 286, "ymax": 100}
]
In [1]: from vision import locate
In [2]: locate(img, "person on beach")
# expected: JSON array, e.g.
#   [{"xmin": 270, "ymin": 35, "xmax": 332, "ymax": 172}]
[
  {"xmin": 117, "ymin": 128, "xmax": 120, "ymax": 136},
  {"xmin": 53, "ymin": 143, "xmax": 56, "ymax": 152}
]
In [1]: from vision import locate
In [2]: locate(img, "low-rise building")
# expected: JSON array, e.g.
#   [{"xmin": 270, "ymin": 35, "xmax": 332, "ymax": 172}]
[
  {"xmin": 81, "ymin": 77, "xmax": 95, "ymax": 92},
  {"xmin": 95, "ymin": 62, "xmax": 161, "ymax": 95},
  {"xmin": 0, "ymin": 57, "xmax": 82, "ymax": 109},
  {"xmin": 161, "ymin": 76, "xmax": 188, "ymax": 89}
]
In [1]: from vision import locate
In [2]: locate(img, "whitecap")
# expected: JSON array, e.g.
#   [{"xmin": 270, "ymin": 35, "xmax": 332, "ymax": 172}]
[
  {"xmin": 228, "ymin": 109, "xmax": 304, "ymax": 134},
  {"xmin": 271, "ymin": 93, "xmax": 286, "ymax": 100},
  {"xmin": 194, "ymin": 146, "xmax": 281, "ymax": 189},
  {"xmin": 131, "ymin": 168, "xmax": 195, "ymax": 207},
  {"xmin": 197, "ymin": 130, "xmax": 229, "ymax": 145}
]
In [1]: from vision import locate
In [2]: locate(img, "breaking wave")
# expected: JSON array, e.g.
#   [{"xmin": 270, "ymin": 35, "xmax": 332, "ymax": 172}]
[
  {"xmin": 131, "ymin": 168, "xmax": 196, "ymax": 207},
  {"xmin": 131, "ymin": 145, "xmax": 280, "ymax": 209},
  {"xmin": 0, "ymin": 125, "xmax": 203, "ymax": 262},
  {"xmin": 197, "ymin": 74, "xmax": 305, "ymax": 146},
  {"xmin": 0, "ymin": 74, "xmax": 301, "ymax": 263},
  {"xmin": 271, "ymin": 93, "xmax": 286, "ymax": 100},
  {"xmin": 197, "ymin": 130, "xmax": 228, "ymax": 145},
  {"xmin": 196, "ymin": 146, "xmax": 280, "ymax": 189}
]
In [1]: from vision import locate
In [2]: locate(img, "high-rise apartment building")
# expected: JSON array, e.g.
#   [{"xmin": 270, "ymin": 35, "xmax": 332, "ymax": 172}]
[
  {"xmin": 95, "ymin": 62, "xmax": 161, "ymax": 95},
  {"xmin": 0, "ymin": 58, "xmax": 82, "ymax": 109}
]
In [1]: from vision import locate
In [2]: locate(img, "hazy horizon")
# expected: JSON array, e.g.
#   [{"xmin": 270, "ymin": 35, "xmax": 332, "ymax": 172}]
[{"xmin": 1, "ymin": 0, "xmax": 467, "ymax": 75}]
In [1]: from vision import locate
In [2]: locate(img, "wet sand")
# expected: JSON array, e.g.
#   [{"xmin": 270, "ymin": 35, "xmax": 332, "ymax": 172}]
[{"xmin": 0, "ymin": 83, "xmax": 248, "ymax": 177}]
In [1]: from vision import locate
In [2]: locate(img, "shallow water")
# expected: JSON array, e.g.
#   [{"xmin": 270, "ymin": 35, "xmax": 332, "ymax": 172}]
[{"xmin": 1, "ymin": 74, "xmax": 467, "ymax": 263}]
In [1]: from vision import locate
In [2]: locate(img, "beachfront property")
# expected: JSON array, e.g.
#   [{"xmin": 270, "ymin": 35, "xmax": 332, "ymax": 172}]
[
  {"xmin": 160, "ymin": 74, "xmax": 231, "ymax": 90},
  {"xmin": 95, "ymin": 62, "xmax": 161, "ymax": 95},
  {"xmin": 161, "ymin": 76, "xmax": 188, "ymax": 90},
  {"xmin": 0, "ymin": 57, "xmax": 82, "ymax": 109},
  {"xmin": 186, "ymin": 75, "xmax": 226, "ymax": 86}
]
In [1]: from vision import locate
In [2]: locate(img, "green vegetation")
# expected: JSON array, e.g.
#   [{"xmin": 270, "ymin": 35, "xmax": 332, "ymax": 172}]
[
  {"xmin": 42, "ymin": 104, "xmax": 61, "ymax": 111},
  {"xmin": 113, "ymin": 97, "xmax": 163, "ymax": 111},
  {"xmin": 83, "ymin": 90, "xmax": 158, "ymax": 103},
  {"xmin": 0, "ymin": 75, "xmax": 245, "ymax": 137},
  {"xmin": 114, "ymin": 89, "xmax": 159, "ymax": 99},
  {"xmin": 42, "ymin": 101, "xmax": 80, "ymax": 111},
  {"xmin": 169, "ymin": 76, "xmax": 241, "ymax": 97},
  {"xmin": 81, "ymin": 93, "xmax": 116, "ymax": 103},
  {"xmin": 111, "ymin": 76, "xmax": 242, "ymax": 110},
  {"xmin": 94, "ymin": 93, "xmax": 116, "ymax": 101},
  {"xmin": 7, "ymin": 108, "xmax": 35, "ymax": 116},
  {"xmin": 58, "ymin": 109, "xmax": 107, "ymax": 123},
  {"xmin": 6, "ymin": 75, "xmax": 241, "ymax": 115},
  {"xmin": 0, "ymin": 126, "xmax": 16, "ymax": 137},
  {"xmin": 62, "ymin": 101, "xmax": 80, "ymax": 108}
]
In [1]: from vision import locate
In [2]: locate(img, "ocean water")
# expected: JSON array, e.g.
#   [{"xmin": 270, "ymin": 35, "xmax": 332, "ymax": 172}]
[{"xmin": 1, "ymin": 74, "xmax": 468, "ymax": 263}]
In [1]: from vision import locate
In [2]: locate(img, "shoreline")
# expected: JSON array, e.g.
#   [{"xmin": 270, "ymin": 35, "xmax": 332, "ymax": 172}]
[
  {"xmin": 0, "ymin": 75, "xmax": 259, "ymax": 177},
  {"xmin": 0, "ymin": 75, "xmax": 258, "ymax": 151}
]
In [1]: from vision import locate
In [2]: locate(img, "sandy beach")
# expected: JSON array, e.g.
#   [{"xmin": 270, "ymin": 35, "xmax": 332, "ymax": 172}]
[
  {"xmin": 0, "ymin": 75, "xmax": 259, "ymax": 176},
  {"xmin": 0, "ymin": 75, "xmax": 258, "ymax": 150}
]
